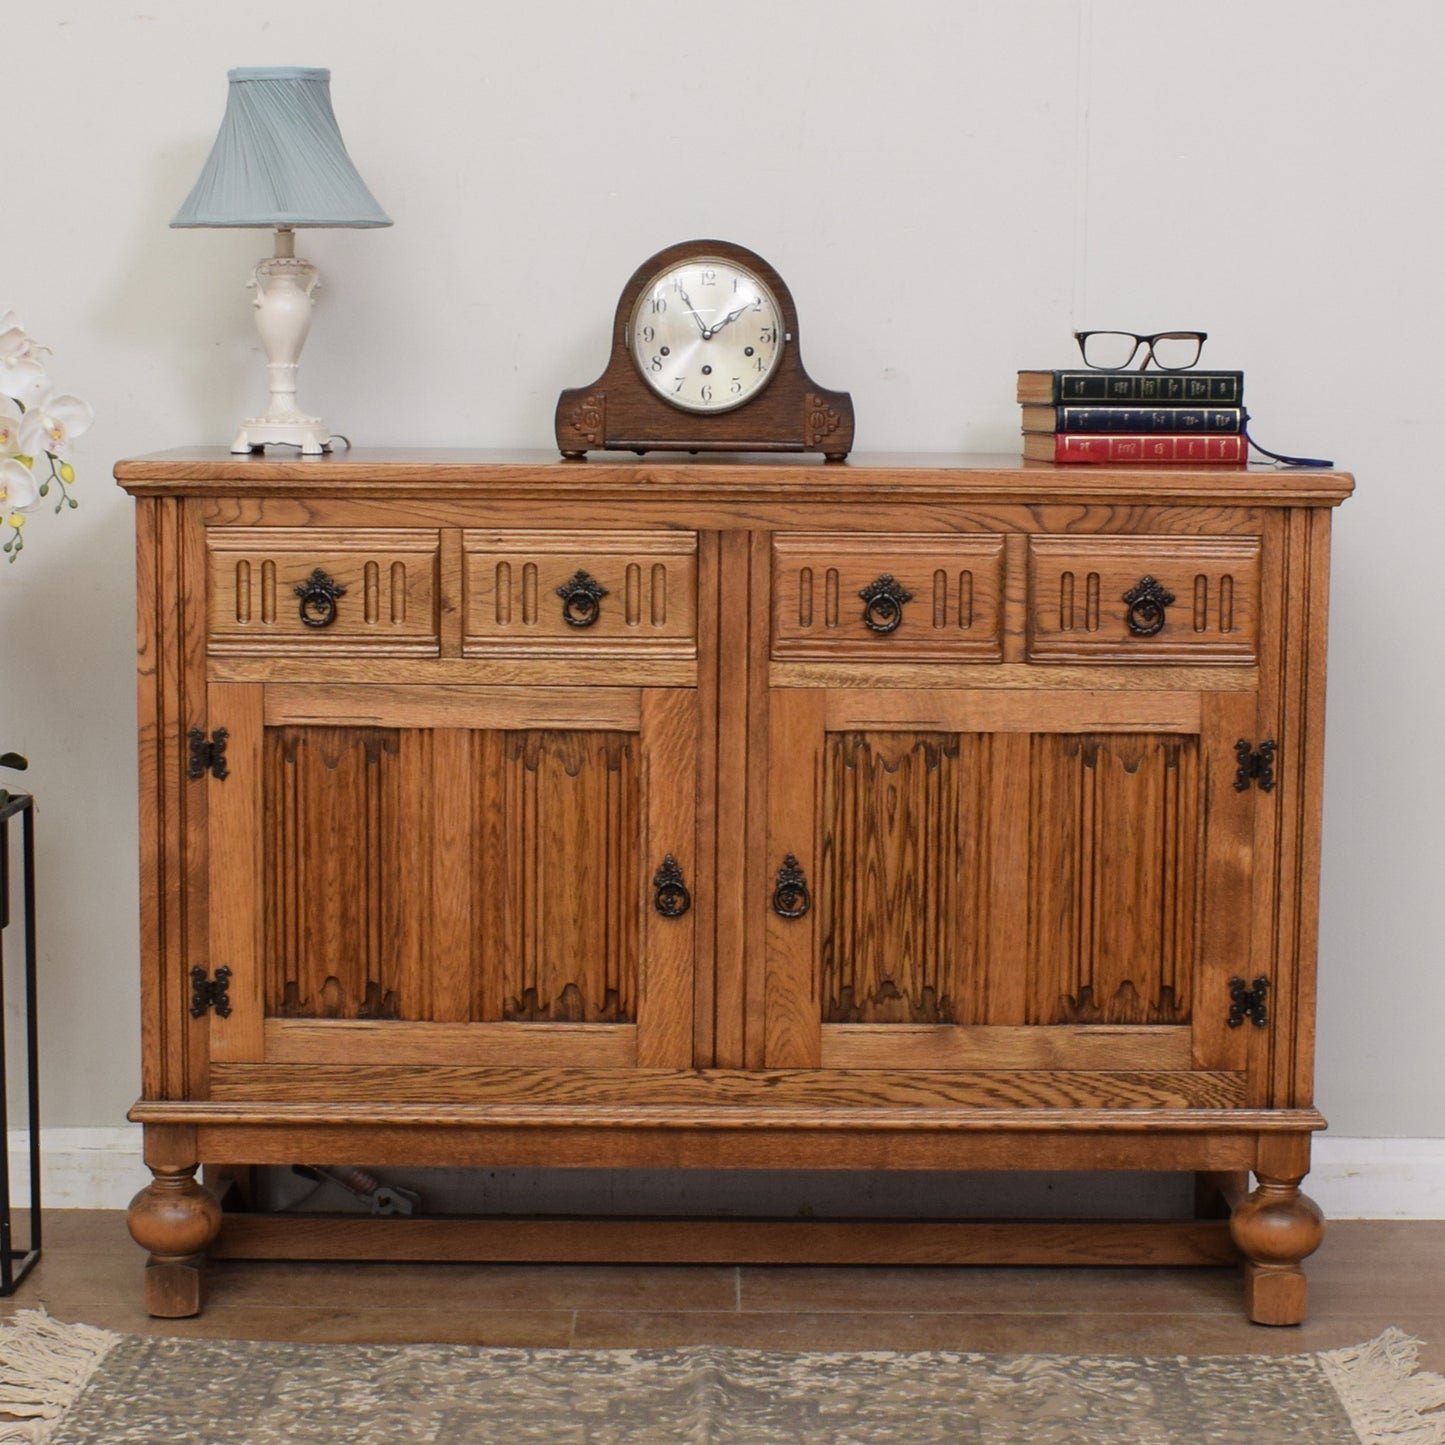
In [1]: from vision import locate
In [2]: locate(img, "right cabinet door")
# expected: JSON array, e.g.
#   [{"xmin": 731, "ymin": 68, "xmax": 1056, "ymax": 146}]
[{"xmin": 763, "ymin": 532, "xmax": 1272, "ymax": 1111}]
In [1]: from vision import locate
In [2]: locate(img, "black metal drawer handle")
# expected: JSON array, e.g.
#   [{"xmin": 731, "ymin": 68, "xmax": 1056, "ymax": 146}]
[
  {"xmin": 557, "ymin": 569, "xmax": 608, "ymax": 628},
  {"xmin": 859, "ymin": 575, "xmax": 913, "ymax": 634},
  {"xmin": 653, "ymin": 856, "xmax": 691, "ymax": 918},
  {"xmin": 1122, "ymin": 576, "xmax": 1175, "ymax": 637},
  {"xmin": 295, "ymin": 568, "xmax": 347, "ymax": 629},
  {"xmin": 772, "ymin": 855, "xmax": 811, "ymax": 919}
]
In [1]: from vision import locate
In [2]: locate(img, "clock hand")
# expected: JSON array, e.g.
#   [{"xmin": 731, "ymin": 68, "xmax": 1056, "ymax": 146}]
[
  {"xmin": 674, "ymin": 284, "xmax": 711, "ymax": 338},
  {"xmin": 707, "ymin": 299, "xmax": 754, "ymax": 338}
]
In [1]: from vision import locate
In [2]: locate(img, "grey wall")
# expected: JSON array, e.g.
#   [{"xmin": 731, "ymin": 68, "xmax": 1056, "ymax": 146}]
[{"xmin": 1, "ymin": 0, "xmax": 1436, "ymax": 1141}]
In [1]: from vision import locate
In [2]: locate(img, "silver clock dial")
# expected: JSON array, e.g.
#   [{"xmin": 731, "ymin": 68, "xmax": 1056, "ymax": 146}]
[{"xmin": 628, "ymin": 257, "xmax": 785, "ymax": 413}]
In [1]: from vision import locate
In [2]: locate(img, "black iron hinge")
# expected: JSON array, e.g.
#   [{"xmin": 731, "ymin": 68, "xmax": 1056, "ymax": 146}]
[
  {"xmin": 189, "ymin": 966, "xmax": 233, "ymax": 1019},
  {"xmin": 1227, "ymin": 974, "xmax": 1269, "ymax": 1029},
  {"xmin": 1233, "ymin": 738, "xmax": 1277, "ymax": 793},
  {"xmin": 187, "ymin": 727, "xmax": 229, "ymax": 782}
]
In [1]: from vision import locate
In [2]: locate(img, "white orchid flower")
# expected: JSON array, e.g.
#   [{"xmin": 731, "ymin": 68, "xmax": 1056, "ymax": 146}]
[
  {"xmin": 17, "ymin": 391, "xmax": 93, "ymax": 459},
  {"xmin": 0, "ymin": 405, "xmax": 22, "ymax": 457},
  {"xmin": 0, "ymin": 327, "xmax": 48, "ymax": 405},
  {"xmin": 0, "ymin": 457, "xmax": 41, "ymax": 513}
]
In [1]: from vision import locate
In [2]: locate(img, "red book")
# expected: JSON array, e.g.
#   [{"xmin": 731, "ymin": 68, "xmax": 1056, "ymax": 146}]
[{"xmin": 1023, "ymin": 432, "xmax": 1248, "ymax": 465}]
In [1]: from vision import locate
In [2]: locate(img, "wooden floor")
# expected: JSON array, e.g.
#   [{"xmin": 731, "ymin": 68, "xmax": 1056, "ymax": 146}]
[{"xmin": 3, "ymin": 1213, "xmax": 1441, "ymax": 1368}]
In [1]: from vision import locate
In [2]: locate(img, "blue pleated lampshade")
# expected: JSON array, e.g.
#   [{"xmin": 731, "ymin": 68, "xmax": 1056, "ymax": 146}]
[{"xmin": 171, "ymin": 67, "xmax": 392, "ymax": 229}]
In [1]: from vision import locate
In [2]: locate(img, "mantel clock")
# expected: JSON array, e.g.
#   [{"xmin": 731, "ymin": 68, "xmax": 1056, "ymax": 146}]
[{"xmin": 555, "ymin": 239, "xmax": 854, "ymax": 460}]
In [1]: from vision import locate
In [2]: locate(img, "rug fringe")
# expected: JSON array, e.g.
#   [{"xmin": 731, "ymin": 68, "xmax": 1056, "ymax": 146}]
[
  {"xmin": 1320, "ymin": 1327, "xmax": 1445, "ymax": 1445},
  {"xmin": 0, "ymin": 1309, "xmax": 119, "ymax": 1443}
]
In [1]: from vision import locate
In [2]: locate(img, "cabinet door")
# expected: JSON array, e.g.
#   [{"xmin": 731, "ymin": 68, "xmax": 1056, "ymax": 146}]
[
  {"xmin": 202, "ymin": 682, "xmax": 696, "ymax": 1072},
  {"xmin": 764, "ymin": 687, "xmax": 1262, "ymax": 1105}
]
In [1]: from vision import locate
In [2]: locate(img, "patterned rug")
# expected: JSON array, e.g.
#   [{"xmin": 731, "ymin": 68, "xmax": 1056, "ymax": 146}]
[{"xmin": 1, "ymin": 1311, "xmax": 1442, "ymax": 1444}]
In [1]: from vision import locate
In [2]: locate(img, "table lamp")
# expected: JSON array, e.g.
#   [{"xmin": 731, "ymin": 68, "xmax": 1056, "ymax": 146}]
[{"xmin": 171, "ymin": 66, "xmax": 392, "ymax": 454}]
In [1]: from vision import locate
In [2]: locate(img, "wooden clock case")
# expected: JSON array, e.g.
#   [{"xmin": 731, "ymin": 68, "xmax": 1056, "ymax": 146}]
[{"xmin": 554, "ymin": 240, "xmax": 855, "ymax": 459}]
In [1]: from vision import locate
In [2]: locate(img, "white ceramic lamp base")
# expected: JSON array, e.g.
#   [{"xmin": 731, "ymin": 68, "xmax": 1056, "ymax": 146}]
[{"xmin": 232, "ymin": 233, "xmax": 331, "ymax": 455}]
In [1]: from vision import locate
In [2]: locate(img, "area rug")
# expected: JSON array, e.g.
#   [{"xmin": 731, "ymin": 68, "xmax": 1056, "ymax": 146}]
[{"xmin": 1, "ymin": 1311, "xmax": 1443, "ymax": 1444}]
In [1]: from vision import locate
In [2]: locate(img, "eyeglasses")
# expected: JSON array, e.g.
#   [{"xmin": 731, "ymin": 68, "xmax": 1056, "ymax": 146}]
[{"xmin": 1074, "ymin": 331, "xmax": 1207, "ymax": 371}]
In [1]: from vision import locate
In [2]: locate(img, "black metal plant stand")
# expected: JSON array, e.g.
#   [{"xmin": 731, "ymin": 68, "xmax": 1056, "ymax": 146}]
[{"xmin": 0, "ymin": 793, "xmax": 41, "ymax": 1292}]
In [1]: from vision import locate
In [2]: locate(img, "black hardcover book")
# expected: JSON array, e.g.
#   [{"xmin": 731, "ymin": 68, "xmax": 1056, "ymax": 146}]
[
  {"xmin": 1020, "ymin": 405, "xmax": 1245, "ymax": 435},
  {"xmin": 1017, "ymin": 370, "xmax": 1245, "ymax": 405}
]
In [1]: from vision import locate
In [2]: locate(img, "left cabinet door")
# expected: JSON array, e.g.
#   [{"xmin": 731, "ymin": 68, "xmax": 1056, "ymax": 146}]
[{"xmin": 200, "ymin": 680, "xmax": 697, "ymax": 1073}]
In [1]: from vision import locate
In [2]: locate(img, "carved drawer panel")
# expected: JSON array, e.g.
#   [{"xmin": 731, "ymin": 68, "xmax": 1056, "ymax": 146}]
[
  {"xmin": 462, "ymin": 530, "xmax": 697, "ymax": 657},
  {"xmin": 772, "ymin": 533, "xmax": 1005, "ymax": 661},
  {"xmin": 207, "ymin": 528, "xmax": 441, "ymax": 655},
  {"xmin": 1028, "ymin": 535, "xmax": 1260, "ymax": 664}
]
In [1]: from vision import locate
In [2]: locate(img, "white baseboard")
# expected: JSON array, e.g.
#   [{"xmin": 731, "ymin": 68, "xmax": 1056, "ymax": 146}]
[
  {"xmin": 1310, "ymin": 1137, "xmax": 1445, "ymax": 1220},
  {"xmin": 7, "ymin": 1127, "xmax": 148, "ymax": 1210},
  {"xmin": 8, "ymin": 1128, "xmax": 1444, "ymax": 1219}
]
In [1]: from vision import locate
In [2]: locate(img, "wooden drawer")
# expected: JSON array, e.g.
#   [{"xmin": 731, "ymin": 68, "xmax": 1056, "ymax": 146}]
[
  {"xmin": 462, "ymin": 530, "xmax": 697, "ymax": 657},
  {"xmin": 1028, "ymin": 535, "xmax": 1260, "ymax": 663},
  {"xmin": 206, "ymin": 528, "xmax": 441, "ymax": 656},
  {"xmin": 772, "ymin": 533, "xmax": 1005, "ymax": 661}
]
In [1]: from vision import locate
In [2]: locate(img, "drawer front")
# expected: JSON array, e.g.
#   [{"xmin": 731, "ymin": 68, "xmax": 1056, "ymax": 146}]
[
  {"xmin": 463, "ymin": 530, "xmax": 698, "ymax": 657},
  {"xmin": 772, "ymin": 533, "xmax": 1006, "ymax": 661},
  {"xmin": 1028, "ymin": 535, "xmax": 1260, "ymax": 663},
  {"xmin": 207, "ymin": 528, "xmax": 441, "ymax": 656}
]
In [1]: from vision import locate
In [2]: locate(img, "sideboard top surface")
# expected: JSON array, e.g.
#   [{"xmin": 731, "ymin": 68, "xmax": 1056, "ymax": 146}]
[{"xmin": 115, "ymin": 448, "xmax": 1354, "ymax": 508}]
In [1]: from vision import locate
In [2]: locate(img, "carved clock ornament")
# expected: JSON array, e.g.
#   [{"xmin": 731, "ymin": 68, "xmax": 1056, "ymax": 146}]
[{"xmin": 555, "ymin": 239, "xmax": 854, "ymax": 460}]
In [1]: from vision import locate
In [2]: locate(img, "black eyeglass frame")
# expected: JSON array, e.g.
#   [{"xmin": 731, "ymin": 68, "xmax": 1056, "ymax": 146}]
[{"xmin": 1073, "ymin": 330, "xmax": 1208, "ymax": 372}]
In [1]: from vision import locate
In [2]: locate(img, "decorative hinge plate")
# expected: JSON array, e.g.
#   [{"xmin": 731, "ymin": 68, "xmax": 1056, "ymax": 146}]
[
  {"xmin": 187, "ymin": 727, "xmax": 229, "ymax": 782},
  {"xmin": 189, "ymin": 965, "xmax": 233, "ymax": 1019},
  {"xmin": 1227, "ymin": 974, "xmax": 1269, "ymax": 1029},
  {"xmin": 1233, "ymin": 738, "xmax": 1277, "ymax": 793}
]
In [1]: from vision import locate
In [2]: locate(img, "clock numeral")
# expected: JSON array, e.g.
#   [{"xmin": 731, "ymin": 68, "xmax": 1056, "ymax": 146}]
[
  {"xmin": 759, "ymin": 327, "xmax": 777, "ymax": 344},
  {"xmin": 755, "ymin": 356, "xmax": 768, "ymax": 372},
  {"xmin": 700, "ymin": 384, "xmax": 713, "ymax": 403},
  {"xmin": 650, "ymin": 355, "xmax": 664, "ymax": 372},
  {"xmin": 640, "ymin": 325, "xmax": 655, "ymax": 345},
  {"xmin": 649, "ymin": 295, "xmax": 667, "ymax": 314},
  {"xmin": 700, "ymin": 267, "xmax": 717, "ymax": 285},
  {"xmin": 673, "ymin": 377, "xmax": 685, "ymax": 393},
  {"xmin": 730, "ymin": 377, "xmax": 743, "ymax": 395}
]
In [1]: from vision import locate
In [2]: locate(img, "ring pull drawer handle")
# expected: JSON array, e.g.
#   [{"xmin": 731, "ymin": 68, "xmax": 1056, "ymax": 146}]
[
  {"xmin": 772, "ymin": 855, "xmax": 811, "ymax": 919},
  {"xmin": 1123, "ymin": 576, "xmax": 1175, "ymax": 637},
  {"xmin": 295, "ymin": 569, "xmax": 347, "ymax": 629},
  {"xmin": 557, "ymin": 569, "xmax": 608, "ymax": 628},
  {"xmin": 859, "ymin": 574, "xmax": 913, "ymax": 634},
  {"xmin": 653, "ymin": 856, "xmax": 691, "ymax": 918}
]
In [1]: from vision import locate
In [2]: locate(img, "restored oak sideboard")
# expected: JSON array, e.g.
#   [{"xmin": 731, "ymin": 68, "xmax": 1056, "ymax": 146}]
[{"xmin": 115, "ymin": 449, "xmax": 1352, "ymax": 1322}]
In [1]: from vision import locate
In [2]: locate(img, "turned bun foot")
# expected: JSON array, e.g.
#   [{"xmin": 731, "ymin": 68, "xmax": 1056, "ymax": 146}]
[
  {"xmin": 127, "ymin": 1166, "xmax": 223, "ymax": 1318},
  {"xmin": 1230, "ymin": 1175, "xmax": 1325, "ymax": 1326}
]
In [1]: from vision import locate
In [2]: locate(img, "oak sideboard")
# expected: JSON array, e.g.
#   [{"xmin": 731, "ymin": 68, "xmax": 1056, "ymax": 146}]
[{"xmin": 115, "ymin": 449, "xmax": 1353, "ymax": 1322}]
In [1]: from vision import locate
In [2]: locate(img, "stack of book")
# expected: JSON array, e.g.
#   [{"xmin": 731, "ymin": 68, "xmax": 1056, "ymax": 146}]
[{"xmin": 1018, "ymin": 369, "xmax": 1248, "ymax": 464}]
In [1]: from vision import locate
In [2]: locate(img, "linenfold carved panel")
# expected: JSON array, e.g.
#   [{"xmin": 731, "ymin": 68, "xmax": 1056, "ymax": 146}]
[
  {"xmin": 499, "ymin": 731, "xmax": 639, "ymax": 1022},
  {"xmin": 817, "ymin": 730, "xmax": 1196, "ymax": 1027},
  {"xmin": 264, "ymin": 727, "xmax": 407, "ymax": 1021},
  {"xmin": 261, "ymin": 725, "xmax": 640, "ymax": 1025}
]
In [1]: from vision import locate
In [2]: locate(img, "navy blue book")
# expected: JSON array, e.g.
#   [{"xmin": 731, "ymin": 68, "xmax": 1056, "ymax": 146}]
[{"xmin": 1021, "ymin": 404, "xmax": 1245, "ymax": 434}]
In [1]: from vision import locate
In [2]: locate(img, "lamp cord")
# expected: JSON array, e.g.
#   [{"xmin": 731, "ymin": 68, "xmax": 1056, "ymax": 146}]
[{"xmin": 1241, "ymin": 412, "xmax": 1332, "ymax": 468}]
